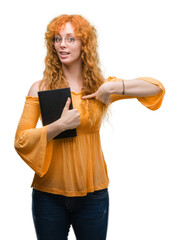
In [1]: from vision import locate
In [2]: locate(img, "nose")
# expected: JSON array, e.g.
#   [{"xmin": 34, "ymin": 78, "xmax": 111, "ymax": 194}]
[{"xmin": 60, "ymin": 38, "xmax": 67, "ymax": 48}]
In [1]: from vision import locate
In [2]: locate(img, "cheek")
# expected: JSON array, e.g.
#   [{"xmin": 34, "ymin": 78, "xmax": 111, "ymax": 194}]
[
  {"xmin": 76, "ymin": 47, "xmax": 82, "ymax": 56},
  {"xmin": 54, "ymin": 45, "xmax": 59, "ymax": 53},
  {"xmin": 70, "ymin": 48, "xmax": 81, "ymax": 59},
  {"xmin": 73, "ymin": 43, "xmax": 82, "ymax": 56}
]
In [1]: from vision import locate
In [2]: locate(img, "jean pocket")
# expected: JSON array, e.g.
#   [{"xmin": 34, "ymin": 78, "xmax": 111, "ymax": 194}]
[{"xmin": 86, "ymin": 188, "xmax": 108, "ymax": 199}]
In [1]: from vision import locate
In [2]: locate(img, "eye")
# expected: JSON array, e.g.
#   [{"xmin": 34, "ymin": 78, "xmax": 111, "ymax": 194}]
[
  {"xmin": 67, "ymin": 37, "xmax": 75, "ymax": 42},
  {"xmin": 55, "ymin": 36, "xmax": 62, "ymax": 42}
]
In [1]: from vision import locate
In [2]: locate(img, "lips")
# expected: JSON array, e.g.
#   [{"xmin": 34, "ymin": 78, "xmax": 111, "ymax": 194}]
[{"xmin": 60, "ymin": 51, "xmax": 70, "ymax": 55}]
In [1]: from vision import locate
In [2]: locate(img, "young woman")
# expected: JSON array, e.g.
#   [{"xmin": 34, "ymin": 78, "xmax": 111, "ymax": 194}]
[{"xmin": 14, "ymin": 14, "xmax": 165, "ymax": 240}]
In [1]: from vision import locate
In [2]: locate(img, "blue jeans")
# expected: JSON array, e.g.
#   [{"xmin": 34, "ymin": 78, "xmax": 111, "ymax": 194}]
[{"xmin": 32, "ymin": 188, "xmax": 109, "ymax": 240}]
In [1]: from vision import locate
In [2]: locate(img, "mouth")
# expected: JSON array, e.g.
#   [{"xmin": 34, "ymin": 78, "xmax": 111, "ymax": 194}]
[
  {"xmin": 59, "ymin": 52, "xmax": 70, "ymax": 56},
  {"xmin": 59, "ymin": 52, "xmax": 70, "ymax": 59}
]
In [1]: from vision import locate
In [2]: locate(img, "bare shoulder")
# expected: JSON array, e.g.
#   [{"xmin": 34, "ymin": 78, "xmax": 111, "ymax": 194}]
[{"xmin": 27, "ymin": 80, "xmax": 41, "ymax": 97}]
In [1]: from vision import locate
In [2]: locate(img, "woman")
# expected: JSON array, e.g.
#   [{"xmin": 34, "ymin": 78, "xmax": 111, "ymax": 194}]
[{"xmin": 14, "ymin": 14, "xmax": 165, "ymax": 240}]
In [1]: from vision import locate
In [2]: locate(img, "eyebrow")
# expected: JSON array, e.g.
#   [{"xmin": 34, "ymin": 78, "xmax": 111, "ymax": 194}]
[{"xmin": 56, "ymin": 33, "xmax": 75, "ymax": 36}]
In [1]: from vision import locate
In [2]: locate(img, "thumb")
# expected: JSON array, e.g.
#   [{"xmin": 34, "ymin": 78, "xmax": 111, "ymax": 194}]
[{"xmin": 64, "ymin": 97, "xmax": 71, "ymax": 110}]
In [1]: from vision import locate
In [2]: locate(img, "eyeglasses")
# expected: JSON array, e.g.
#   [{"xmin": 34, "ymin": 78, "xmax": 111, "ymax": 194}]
[{"xmin": 51, "ymin": 35, "xmax": 80, "ymax": 46}]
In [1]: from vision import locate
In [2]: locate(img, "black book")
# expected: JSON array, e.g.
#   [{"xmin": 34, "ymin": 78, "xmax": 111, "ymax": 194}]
[{"xmin": 38, "ymin": 87, "xmax": 77, "ymax": 139}]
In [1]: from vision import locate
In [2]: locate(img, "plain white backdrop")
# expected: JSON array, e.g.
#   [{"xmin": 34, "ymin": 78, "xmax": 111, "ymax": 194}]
[{"xmin": 0, "ymin": 0, "xmax": 179, "ymax": 239}]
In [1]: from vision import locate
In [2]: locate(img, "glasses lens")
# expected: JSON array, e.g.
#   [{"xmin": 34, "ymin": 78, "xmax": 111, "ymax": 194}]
[
  {"xmin": 55, "ymin": 36, "xmax": 62, "ymax": 43},
  {"xmin": 51, "ymin": 35, "xmax": 77, "ymax": 45},
  {"xmin": 66, "ymin": 37, "xmax": 76, "ymax": 45}
]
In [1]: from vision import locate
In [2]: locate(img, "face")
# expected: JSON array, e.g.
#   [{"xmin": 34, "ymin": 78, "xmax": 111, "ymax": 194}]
[{"xmin": 53, "ymin": 22, "xmax": 82, "ymax": 66}]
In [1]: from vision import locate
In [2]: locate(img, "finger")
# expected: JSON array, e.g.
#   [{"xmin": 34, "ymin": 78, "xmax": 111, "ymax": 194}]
[
  {"xmin": 82, "ymin": 93, "xmax": 96, "ymax": 99},
  {"xmin": 65, "ymin": 97, "xmax": 71, "ymax": 109}
]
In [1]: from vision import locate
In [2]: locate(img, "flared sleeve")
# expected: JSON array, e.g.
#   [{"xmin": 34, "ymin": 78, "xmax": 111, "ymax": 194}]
[
  {"xmin": 135, "ymin": 77, "xmax": 165, "ymax": 110},
  {"xmin": 106, "ymin": 76, "xmax": 165, "ymax": 110},
  {"xmin": 14, "ymin": 96, "xmax": 53, "ymax": 177}
]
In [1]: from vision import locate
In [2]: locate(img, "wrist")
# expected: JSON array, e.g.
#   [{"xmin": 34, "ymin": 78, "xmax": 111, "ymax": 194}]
[
  {"xmin": 104, "ymin": 82, "xmax": 117, "ymax": 94},
  {"xmin": 58, "ymin": 118, "xmax": 67, "ymax": 132},
  {"xmin": 47, "ymin": 118, "xmax": 66, "ymax": 142},
  {"xmin": 108, "ymin": 81, "xmax": 124, "ymax": 95}
]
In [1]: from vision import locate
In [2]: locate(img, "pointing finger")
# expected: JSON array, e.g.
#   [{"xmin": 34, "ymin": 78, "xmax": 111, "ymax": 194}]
[{"xmin": 82, "ymin": 93, "xmax": 96, "ymax": 99}]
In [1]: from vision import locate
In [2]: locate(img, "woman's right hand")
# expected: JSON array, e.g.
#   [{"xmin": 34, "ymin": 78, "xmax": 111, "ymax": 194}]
[{"xmin": 59, "ymin": 97, "xmax": 81, "ymax": 131}]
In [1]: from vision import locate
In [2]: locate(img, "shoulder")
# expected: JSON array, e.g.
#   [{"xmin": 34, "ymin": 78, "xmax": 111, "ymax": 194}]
[{"xmin": 27, "ymin": 80, "xmax": 41, "ymax": 97}]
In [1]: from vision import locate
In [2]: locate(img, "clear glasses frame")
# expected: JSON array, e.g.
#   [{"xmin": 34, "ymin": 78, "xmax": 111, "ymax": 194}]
[{"xmin": 51, "ymin": 35, "xmax": 80, "ymax": 46}]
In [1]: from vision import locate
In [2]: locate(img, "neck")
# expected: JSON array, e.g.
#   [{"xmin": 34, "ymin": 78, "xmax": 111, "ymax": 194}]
[{"xmin": 62, "ymin": 59, "xmax": 83, "ymax": 86}]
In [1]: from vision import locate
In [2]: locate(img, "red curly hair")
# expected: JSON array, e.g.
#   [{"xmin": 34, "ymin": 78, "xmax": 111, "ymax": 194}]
[{"xmin": 39, "ymin": 14, "xmax": 110, "ymax": 126}]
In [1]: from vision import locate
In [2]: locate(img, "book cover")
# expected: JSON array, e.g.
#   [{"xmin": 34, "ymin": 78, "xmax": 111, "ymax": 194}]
[{"xmin": 38, "ymin": 87, "xmax": 77, "ymax": 139}]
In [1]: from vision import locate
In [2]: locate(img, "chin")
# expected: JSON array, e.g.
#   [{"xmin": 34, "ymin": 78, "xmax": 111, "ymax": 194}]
[
  {"xmin": 60, "ymin": 60, "xmax": 73, "ymax": 66},
  {"xmin": 60, "ymin": 57, "xmax": 81, "ymax": 66}
]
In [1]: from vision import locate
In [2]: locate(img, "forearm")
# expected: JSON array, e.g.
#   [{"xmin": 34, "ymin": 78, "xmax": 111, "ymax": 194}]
[
  {"xmin": 108, "ymin": 79, "xmax": 161, "ymax": 97},
  {"xmin": 46, "ymin": 119, "xmax": 66, "ymax": 142}
]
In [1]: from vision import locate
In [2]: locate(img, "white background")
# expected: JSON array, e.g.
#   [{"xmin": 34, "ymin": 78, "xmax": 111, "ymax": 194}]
[{"xmin": 0, "ymin": 0, "xmax": 179, "ymax": 239}]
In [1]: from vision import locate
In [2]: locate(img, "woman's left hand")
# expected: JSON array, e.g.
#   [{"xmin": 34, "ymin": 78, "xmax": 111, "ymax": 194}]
[{"xmin": 81, "ymin": 82, "xmax": 112, "ymax": 104}]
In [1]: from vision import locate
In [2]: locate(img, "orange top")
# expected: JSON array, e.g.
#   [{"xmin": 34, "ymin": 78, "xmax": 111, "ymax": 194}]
[{"xmin": 14, "ymin": 76, "xmax": 165, "ymax": 197}]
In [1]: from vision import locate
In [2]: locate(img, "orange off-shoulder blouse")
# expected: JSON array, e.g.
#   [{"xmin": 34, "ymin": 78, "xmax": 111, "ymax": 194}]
[{"xmin": 14, "ymin": 76, "xmax": 165, "ymax": 197}]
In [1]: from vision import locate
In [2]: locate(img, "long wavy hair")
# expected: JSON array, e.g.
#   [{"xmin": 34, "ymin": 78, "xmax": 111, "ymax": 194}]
[{"xmin": 39, "ymin": 14, "xmax": 111, "ymax": 127}]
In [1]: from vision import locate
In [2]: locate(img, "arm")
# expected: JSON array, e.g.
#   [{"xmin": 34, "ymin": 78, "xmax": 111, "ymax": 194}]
[
  {"xmin": 28, "ymin": 81, "xmax": 80, "ymax": 142},
  {"xmin": 14, "ymin": 95, "xmax": 53, "ymax": 177},
  {"xmin": 14, "ymin": 80, "xmax": 60, "ymax": 176},
  {"xmin": 15, "ymin": 82, "xmax": 80, "ymax": 176},
  {"xmin": 106, "ymin": 77, "xmax": 165, "ymax": 110},
  {"xmin": 27, "ymin": 81, "xmax": 66, "ymax": 142},
  {"xmin": 81, "ymin": 76, "xmax": 165, "ymax": 110},
  {"xmin": 108, "ymin": 78, "xmax": 161, "ymax": 97}
]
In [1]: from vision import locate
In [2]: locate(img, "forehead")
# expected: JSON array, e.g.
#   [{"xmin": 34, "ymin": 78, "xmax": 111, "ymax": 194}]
[{"xmin": 59, "ymin": 22, "xmax": 75, "ymax": 35}]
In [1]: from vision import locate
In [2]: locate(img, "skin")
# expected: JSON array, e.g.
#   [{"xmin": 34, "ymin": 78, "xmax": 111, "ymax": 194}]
[
  {"xmin": 54, "ymin": 22, "xmax": 83, "ymax": 92},
  {"xmin": 27, "ymin": 22, "xmax": 162, "ymax": 142},
  {"xmin": 28, "ymin": 22, "xmax": 83, "ymax": 141},
  {"xmin": 82, "ymin": 79, "xmax": 162, "ymax": 104}
]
